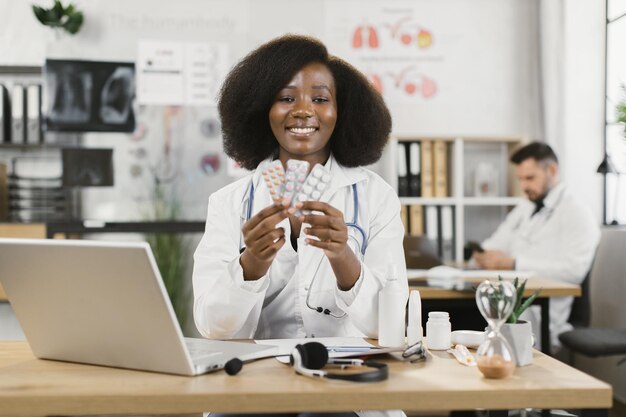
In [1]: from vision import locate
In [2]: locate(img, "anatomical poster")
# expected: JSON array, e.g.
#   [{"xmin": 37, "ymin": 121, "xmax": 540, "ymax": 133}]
[{"xmin": 325, "ymin": 1, "xmax": 442, "ymax": 104}]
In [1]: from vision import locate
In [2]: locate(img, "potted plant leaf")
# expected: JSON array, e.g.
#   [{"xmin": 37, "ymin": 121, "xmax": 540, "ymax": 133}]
[
  {"xmin": 143, "ymin": 175, "xmax": 190, "ymax": 332},
  {"xmin": 499, "ymin": 276, "xmax": 542, "ymax": 366},
  {"xmin": 32, "ymin": 0, "xmax": 84, "ymax": 35}
]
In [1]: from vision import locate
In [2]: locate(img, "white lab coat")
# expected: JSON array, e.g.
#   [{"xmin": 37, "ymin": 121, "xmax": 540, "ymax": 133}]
[
  {"xmin": 193, "ymin": 156, "xmax": 407, "ymax": 417},
  {"xmin": 481, "ymin": 183, "xmax": 600, "ymax": 348}
]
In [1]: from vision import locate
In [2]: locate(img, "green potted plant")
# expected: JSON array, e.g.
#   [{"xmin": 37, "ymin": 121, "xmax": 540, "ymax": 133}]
[
  {"xmin": 143, "ymin": 176, "xmax": 191, "ymax": 332},
  {"xmin": 500, "ymin": 276, "xmax": 542, "ymax": 366},
  {"xmin": 32, "ymin": 0, "xmax": 84, "ymax": 35}
]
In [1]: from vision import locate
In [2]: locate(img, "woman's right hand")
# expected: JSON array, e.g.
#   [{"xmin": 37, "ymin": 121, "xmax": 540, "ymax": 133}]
[{"xmin": 240, "ymin": 204, "xmax": 288, "ymax": 280}]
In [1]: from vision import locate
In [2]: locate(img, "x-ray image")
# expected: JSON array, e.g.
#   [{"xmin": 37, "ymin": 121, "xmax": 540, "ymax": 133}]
[
  {"xmin": 45, "ymin": 59, "xmax": 136, "ymax": 132},
  {"xmin": 100, "ymin": 67, "xmax": 134, "ymax": 124},
  {"xmin": 48, "ymin": 70, "xmax": 92, "ymax": 123},
  {"xmin": 62, "ymin": 148, "xmax": 114, "ymax": 187}
]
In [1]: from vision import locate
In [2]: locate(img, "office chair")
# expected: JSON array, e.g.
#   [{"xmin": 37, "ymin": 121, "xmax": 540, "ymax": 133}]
[
  {"xmin": 567, "ymin": 267, "xmax": 592, "ymax": 329},
  {"xmin": 558, "ymin": 229, "xmax": 626, "ymax": 365}
]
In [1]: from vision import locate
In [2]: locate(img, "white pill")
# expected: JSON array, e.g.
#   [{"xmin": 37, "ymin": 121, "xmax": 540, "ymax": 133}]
[{"xmin": 311, "ymin": 191, "xmax": 321, "ymax": 199}]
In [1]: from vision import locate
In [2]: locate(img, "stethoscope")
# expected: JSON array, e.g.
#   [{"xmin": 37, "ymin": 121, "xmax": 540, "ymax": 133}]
[{"xmin": 239, "ymin": 176, "xmax": 368, "ymax": 319}]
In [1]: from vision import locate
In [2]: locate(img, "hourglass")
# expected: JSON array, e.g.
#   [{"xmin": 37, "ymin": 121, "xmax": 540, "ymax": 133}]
[{"xmin": 474, "ymin": 280, "xmax": 517, "ymax": 379}]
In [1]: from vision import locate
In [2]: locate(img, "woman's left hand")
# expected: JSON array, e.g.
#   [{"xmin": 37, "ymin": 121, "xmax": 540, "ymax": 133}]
[
  {"xmin": 292, "ymin": 200, "xmax": 361, "ymax": 291},
  {"xmin": 292, "ymin": 201, "xmax": 350, "ymax": 261}
]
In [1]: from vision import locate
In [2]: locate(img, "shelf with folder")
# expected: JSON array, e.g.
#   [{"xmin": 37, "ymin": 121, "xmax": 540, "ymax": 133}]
[
  {"xmin": 1, "ymin": 66, "xmax": 44, "ymax": 147},
  {"xmin": 387, "ymin": 135, "xmax": 525, "ymax": 264}
]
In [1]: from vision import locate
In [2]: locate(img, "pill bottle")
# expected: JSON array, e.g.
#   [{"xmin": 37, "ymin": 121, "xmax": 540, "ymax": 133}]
[{"xmin": 426, "ymin": 311, "xmax": 451, "ymax": 350}]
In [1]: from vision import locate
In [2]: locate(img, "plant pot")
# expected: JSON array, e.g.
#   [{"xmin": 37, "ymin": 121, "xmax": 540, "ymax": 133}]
[{"xmin": 500, "ymin": 321, "xmax": 533, "ymax": 366}]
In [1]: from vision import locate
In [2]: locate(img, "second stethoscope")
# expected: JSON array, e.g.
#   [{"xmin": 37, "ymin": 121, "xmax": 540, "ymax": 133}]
[{"xmin": 239, "ymin": 178, "xmax": 368, "ymax": 318}]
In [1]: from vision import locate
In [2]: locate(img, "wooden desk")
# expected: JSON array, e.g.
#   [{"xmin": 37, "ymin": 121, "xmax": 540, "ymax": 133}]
[
  {"xmin": 410, "ymin": 275, "xmax": 581, "ymax": 356},
  {"xmin": 0, "ymin": 341, "xmax": 611, "ymax": 416},
  {"xmin": 410, "ymin": 276, "xmax": 581, "ymax": 299}
]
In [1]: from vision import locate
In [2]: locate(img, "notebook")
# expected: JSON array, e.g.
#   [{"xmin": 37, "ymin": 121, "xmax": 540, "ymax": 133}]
[{"xmin": 0, "ymin": 238, "xmax": 277, "ymax": 376}]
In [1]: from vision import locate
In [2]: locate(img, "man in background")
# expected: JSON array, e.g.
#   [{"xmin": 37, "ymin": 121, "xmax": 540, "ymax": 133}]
[{"xmin": 473, "ymin": 142, "xmax": 600, "ymax": 350}]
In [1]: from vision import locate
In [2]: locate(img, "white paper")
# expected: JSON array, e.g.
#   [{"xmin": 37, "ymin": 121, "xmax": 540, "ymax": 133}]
[
  {"xmin": 408, "ymin": 268, "xmax": 535, "ymax": 281},
  {"xmin": 255, "ymin": 337, "xmax": 375, "ymax": 363},
  {"xmin": 138, "ymin": 40, "xmax": 230, "ymax": 106},
  {"xmin": 137, "ymin": 41, "xmax": 185, "ymax": 105},
  {"xmin": 184, "ymin": 42, "xmax": 229, "ymax": 106}
]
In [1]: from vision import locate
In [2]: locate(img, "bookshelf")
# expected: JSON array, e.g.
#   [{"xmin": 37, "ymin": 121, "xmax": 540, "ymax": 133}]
[{"xmin": 385, "ymin": 136, "xmax": 526, "ymax": 264}]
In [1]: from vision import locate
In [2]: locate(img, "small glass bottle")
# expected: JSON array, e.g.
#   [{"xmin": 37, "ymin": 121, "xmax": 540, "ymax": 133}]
[{"xmin": 426, "ymin": 311, "xmax": 451, "ymax": 350}]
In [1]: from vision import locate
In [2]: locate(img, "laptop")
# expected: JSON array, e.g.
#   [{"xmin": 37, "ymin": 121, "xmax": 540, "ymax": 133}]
[
  {"xmin": 0, "ymin": 238, "xmax": 277, "ymax": 376},
  {"xmin": 403, "ymin": 235, "xmax": 442, "ymax": 269}
]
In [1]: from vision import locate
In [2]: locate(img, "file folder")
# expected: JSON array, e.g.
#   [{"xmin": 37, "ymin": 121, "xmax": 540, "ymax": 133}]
[
  {"xmin": 420, "ymin": 140, "xmax": 433, "ymax": 197},
  {"xmin": 397, "ymin": 142, "xmax": 409, "ymax": 197},
  {"xmin": 0, "ymin": 84, "xmax": 9, "ymax": 143},
  {"xmin": 433, "ymin": 141, "xmax": 448, "ymax": 197},
  {"xmin": 408, "ymin": 142, "xmax": 421, "ymax": 197},
  {"xmin": 11, "ymin": 84, "xmax": 26, "ymax": 144},
  {"xmin": 409, "ymin": 204, "xmax": 424, "ymax": 236},
  {"xmin": 441, "ymin": 206, "xmax": 454, "ymax": 262},
  {"xmin": 26, "ymin": 84, "xmax": 43, "ymax": 144}
]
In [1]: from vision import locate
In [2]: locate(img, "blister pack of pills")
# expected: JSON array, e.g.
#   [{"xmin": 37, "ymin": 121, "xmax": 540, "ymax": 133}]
[
  {"xmin": 293, "ymin": 163, "xmax": 332, "ymax": 216},
  {"xmin": 260, "ymin": 160, "xmax": 286, "ymax": 204},
  {"xmin": 282, "ymin": 159, "xmax": 310, "ymax": 206},
  {"xmin": 447, "ymin": 344, "xmax": 477, "ymax": 367}
]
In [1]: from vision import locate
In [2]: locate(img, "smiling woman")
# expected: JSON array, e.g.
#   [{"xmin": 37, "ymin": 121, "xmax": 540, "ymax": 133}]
[
  {"xmin": 218, "ymin": 34, "xmax": 391, "ymax": 170},
  {"xmin": 269, "ymin": 62, "xmax": 337, "ymax": 167},
  {"xmin": 192, "ymin": 34, "xmax": 407, "ymax": 417}
]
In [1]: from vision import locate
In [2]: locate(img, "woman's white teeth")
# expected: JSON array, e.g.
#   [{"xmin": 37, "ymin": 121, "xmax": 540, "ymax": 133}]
[{"xmin": 289, "ymin": 127, "xmax": 316, "ymax": 134}]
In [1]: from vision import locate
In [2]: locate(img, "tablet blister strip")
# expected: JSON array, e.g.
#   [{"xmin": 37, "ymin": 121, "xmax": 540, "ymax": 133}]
[
  {"xmin": 282, "ymin": 159, "xmax": 310, "ymax": 206},
  {"xmin": 261, "ymin": 160, "xmax": 286, "ymax": 204},
  {"xmin": 293, "ymin": 163, "xmax": 332, "ymax": 216}
]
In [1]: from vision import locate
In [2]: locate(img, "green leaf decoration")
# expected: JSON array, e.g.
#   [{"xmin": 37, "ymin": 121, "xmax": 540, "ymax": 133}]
[{"xmin": 31, "ymin": 0, "xmax": 84, "ymax": 35}]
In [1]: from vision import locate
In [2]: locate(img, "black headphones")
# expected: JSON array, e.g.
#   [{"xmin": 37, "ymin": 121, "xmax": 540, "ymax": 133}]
[{"xmin": 289, "ymin": 342, "xmax": 388, "ymax": 382}]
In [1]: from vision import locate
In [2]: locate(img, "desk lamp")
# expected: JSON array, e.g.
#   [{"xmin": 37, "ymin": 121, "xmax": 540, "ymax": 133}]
[{"xmin": 597, "ymin": 153, "xmax": 621, "ymax": 225}]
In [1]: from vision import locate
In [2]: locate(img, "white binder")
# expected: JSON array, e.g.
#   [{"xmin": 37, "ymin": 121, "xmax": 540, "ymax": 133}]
[
  {"xmin": 11, "ymin": 84, "xmax": 26, "ymax": 144},
  {"xmin": 26, "ymin": 84, "xmax": 42, "ymax": 144}
]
